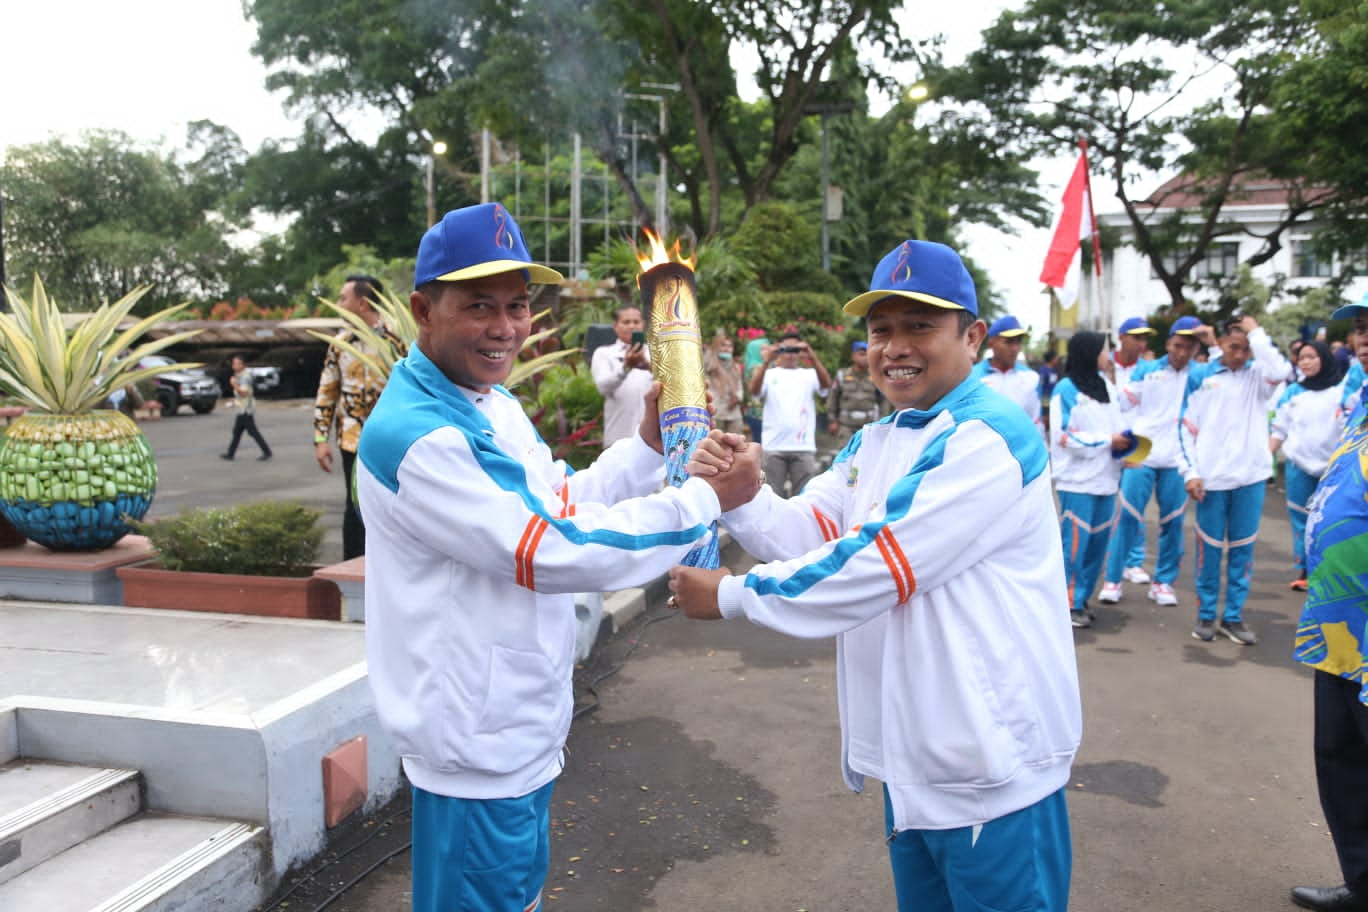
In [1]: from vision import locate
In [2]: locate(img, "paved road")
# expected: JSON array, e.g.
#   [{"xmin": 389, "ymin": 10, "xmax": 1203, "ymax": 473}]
[
  {"xmin": 137, "ymin": 398, "xmax": 351, "ymax": 565},
  {"xmin": 228, "ymin": 446, "xmax": 1334, "ymax": 912}
]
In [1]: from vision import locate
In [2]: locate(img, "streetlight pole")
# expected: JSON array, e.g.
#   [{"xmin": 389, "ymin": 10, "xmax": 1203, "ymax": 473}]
[
  {"xmin": 803, "ymin": 98, "xmax": 853, "ymax": 273},
  {"xmin": 426, "ymin": 140, "xmax": 447, "ymax": 228},
  {"xmin": 819, "ymin": 113, "xmax": 832, "ymax": 274}
]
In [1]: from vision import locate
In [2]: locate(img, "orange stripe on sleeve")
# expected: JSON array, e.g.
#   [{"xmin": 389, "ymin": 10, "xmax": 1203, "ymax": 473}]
[
  {"xmin": 880, "ymin": 528, "xmax": 916, "ymax": 599},
  {"xmin": 874, "ymin": 530, "xmax": 909, "ymax": 603},
  {"xmin": 812, "ymin": 507, "xmax": 839, "ymax": 542},
  {"xmin": 522, "ymin": 518, "xmax": 551, "ymax": 590},
  {"xmin": 514, "ymin": 516, "xmax": 542, "ymax": 589}
]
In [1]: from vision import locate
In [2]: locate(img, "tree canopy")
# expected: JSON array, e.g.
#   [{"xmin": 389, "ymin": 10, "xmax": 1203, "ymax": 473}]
[
  {"xmin": 0, "ymin": 129, "xmax": 242, "ymax": 311},
  {"xmin": 933, "ymin": 0, "xmax": 1364, "ymax": 309}
]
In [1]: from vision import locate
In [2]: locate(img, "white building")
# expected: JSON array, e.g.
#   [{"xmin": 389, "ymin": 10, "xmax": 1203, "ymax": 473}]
[{"xmin": 1082, "ymin": 174, "xmax": 1368, "ymax": 332}]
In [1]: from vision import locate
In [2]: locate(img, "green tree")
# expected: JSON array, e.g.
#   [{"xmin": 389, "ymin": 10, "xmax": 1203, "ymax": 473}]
[
  {"xmin": 934, "ymin": 0, "xmax": 1349, "ymax": 310},
  {"xmin": 0, "ymin": 130, "xmax": 238, "ymax": 311},
  {"xmin": 1268, "ymin": 0, "xmax": 1368, "ymax": 258}
]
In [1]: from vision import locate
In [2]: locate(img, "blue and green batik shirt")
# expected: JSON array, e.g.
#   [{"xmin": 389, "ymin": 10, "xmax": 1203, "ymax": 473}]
[{"xmin": 1296, "ymin": 382, "xmax": 1368, "ymax": 705}]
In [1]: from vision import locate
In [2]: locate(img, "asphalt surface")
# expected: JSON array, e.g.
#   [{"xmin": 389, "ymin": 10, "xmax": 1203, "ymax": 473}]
[
  {"xmin": 140, "ymin": 405, "xmax": 1338, "ymax": 912},
  {"xmin": 136, "ymin": 397, "xmax": 351, "ymax": 565}
]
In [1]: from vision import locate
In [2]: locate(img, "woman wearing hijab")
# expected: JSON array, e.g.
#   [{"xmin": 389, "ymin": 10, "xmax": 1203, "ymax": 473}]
[
  {"xmin": 1270, "ymin": 341, "xmax": 1346, "ymax": 591},
  {"xmin": 1050, "ymin": 331, "xmax": 1133, "ymax": 628}
]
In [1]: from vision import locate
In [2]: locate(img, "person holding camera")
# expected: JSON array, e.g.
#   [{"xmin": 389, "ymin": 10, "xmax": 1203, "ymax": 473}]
[
  {"xmin": 591, "ymin": 305, "xmax": 653, "ymax": 447},
  {"xmin": 748, "ymin": 330, "xmax": 832, "ymax": 497}
]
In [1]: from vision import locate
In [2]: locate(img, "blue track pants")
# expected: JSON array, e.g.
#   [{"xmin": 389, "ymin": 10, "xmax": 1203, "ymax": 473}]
[
  {"xmin": 1193, "ymin": 480, "xmax": 1266, "ymax": 623},
  {"xmin": 1058, "ymin": 490, "xmax": 1117, "ymax": 614},
  {"xmin": 1105, "ymin": 465, "xmax": 1187, "ymax": 585},
  {"xmin": 1284, "ymin": 462, "xmax": 1320, "ymax": 574},
  {"xmin": 885, "ymin": 786, "xmax": 1072, "ymax": 911}
]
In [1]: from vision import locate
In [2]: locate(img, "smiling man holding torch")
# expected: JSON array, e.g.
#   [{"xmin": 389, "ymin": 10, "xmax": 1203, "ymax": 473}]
[
  {"xmin": 668, "ymin": 239, "xmax": 1081, "ymax": 912},
  {"xmin": 356, "ymin": 202, "xmax": 760, "ymax": 912}
]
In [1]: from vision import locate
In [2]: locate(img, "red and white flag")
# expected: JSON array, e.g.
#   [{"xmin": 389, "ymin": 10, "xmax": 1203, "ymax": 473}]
[{"xmin": 1039, "ymin": 143, "xmax": 1102, "ymax": 311}]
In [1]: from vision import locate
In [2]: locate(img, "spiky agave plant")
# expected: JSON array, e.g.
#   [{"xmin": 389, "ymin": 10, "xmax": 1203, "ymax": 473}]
[
  {"xmin": 0, "ymin": 276, "xmax": 203, "ymax": 550},
  {"xmin": 306, "ymin": 286, "xmax": 578, "ymax": 389}
]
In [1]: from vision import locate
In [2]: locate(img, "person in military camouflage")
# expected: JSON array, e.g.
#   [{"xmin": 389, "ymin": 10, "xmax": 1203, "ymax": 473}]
[
  {"xmin": 313, "ymin": 274, "xmax": 407, "ymax": 560},
  {"xmin": 826, "ymin": 341, "xmax": 884, "ymax": 451}
]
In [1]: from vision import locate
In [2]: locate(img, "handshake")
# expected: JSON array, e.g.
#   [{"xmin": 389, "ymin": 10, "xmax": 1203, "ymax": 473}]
[{"xmin": 688, "ymin": 428, "xmax": 765, "ymax": 513}]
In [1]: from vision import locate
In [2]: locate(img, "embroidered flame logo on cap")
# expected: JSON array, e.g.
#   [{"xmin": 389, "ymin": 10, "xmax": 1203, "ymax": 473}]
[
  {"xmin": 492, "ymin": 204, "xmax": 515, "ymax": 250},
  {"xmin": 892, "ymin": 241, "xmax": 915, "ymax": 283}
]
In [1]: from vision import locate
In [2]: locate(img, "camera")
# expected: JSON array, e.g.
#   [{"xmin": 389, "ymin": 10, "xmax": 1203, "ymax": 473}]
[{"xmin": 778, "ymin": 345, "xmax": 801, "ymax": 354}]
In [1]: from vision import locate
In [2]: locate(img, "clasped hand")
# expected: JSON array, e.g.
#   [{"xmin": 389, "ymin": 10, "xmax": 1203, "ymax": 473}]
[{"xmin": 688, "ymin": 428, "xmax": 763, "ymax": 512}]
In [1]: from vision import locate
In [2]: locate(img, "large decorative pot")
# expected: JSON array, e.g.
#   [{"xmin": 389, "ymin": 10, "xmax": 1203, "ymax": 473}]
[{"xmin": 0, "ymin": 411, "xmax": 157, "ymax": 551}]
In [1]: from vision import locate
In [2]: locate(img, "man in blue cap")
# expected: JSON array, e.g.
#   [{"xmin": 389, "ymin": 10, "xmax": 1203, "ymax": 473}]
[
  {"xmin": 671, "ymin": 239, "xmax": 1081, "ymax": 912},
  {"xmin": 972, "ymin": 313, "xmax": 1043, "ymax": 433},
  {"xmin": 1289, "ymin": 295, "xmax": 1368, "ymax": 912},
  {"xmin": 1112, "ymin": 316, "xmax": 1157, "ymax": 388},
  {"xmin": 1098, "ymin": 316, "xmax": 1204, "ymax": 606},
  {"xmin": 356, "ymin": 202, "xmax": 762, "ymax": 912}
]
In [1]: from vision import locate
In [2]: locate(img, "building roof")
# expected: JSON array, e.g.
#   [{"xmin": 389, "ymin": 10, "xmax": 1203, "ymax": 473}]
[{"xmin": 1142, "ymin": 172, "xmax": 1335, "ymax": 211}]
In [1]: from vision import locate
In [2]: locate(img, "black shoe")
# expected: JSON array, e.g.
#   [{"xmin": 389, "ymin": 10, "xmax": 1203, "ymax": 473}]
[
  {"xmin": 1291, "ymin": 885, "xmax": 1368, "ymax": 912},
  {"xmin": 258, "ymin": 452, "xmax": 273, "ymax": 461},
  {"xmin": 219, "ymin": 453, "xmax": 234, "ymax": 461}
]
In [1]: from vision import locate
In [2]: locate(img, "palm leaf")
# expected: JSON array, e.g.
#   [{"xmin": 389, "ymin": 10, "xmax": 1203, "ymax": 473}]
[
  {"xmin": 0, "ymin": 277, "xmax": 203, "ymax": 414},
  {"xmin": 507, "ymin": 348, "xmax": 581, "ymax": 389}
]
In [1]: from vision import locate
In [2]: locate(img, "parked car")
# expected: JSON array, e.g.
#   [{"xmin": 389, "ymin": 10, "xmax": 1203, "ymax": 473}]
[
  {"xmin": 246, "ymin": 365, "xmax": 282, "ymax": 395},
  {"xmin": 138, "ymin": 355, "xmax": 220, "ymax": 416},
  {"xmin": 210, "ymin": 360, "xmax": 282, "ymax": 399}
]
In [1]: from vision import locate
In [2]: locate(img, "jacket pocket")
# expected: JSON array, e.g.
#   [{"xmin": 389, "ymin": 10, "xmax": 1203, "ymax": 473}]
[{"xmin": 473, "ymin": 645, "xmax": 562, "ymax": 743}]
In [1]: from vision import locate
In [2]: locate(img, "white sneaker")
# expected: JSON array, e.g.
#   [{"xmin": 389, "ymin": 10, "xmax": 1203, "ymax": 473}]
[
  {"xmin": 1098, "ymin": 582, "xmax": 1123, "ymax": 604},
  {"xmin": 1123, "ymin": 566, "xmax": 1152, "ymax": 584},
  {"xmin": 1147, "ymin": 582, "xmax": 1178, "ymax": 606}
]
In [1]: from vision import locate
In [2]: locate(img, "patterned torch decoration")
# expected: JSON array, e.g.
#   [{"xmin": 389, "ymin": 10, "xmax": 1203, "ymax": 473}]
[{"xmin": 636, "ymin": 231, "xmax": 720, "ymax": 569}]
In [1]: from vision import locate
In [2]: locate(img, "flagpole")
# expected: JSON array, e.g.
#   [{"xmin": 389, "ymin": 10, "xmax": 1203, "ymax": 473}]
[{"xmin": 1079, "ymin": 139, "xmax": 1108, "ymax": 333}]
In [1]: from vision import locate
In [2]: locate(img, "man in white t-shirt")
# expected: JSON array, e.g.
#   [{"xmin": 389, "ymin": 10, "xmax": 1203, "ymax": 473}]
[
  {"xmin": 748, "ymin": 330, "xmax": 832, "ymax": 497},
  {"xmin": 591, "ymin": 305, "xmax": 653, "ymax": 446}
]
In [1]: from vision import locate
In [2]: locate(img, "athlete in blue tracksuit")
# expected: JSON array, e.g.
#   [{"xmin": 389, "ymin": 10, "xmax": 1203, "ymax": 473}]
[
  {"xmin": 670, "ymin": 240, "xmax": 1081, "ymax": 912},
  {"xmin": 1270, "ymin": 341, "xmax": 1346, "ymax": 590},
  {"xmin": 358, "ymin": 202, "xmax": 762, "ymax": 912},
  {"xmin": 1177, "ymin": 316, "xmax": 1290, "ymax": 645},
  {"xmin": 1099, "ymin": 316, "xmax": 1204, "ymax": 608},
  {"xmin": 1049, "ymin": 331, "xmax": 1129, "ymax": 626}
]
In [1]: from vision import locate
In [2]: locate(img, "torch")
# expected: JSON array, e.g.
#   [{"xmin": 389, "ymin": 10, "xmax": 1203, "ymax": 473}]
[{"xmin": 636, "ymin": 231, "xmax": 720, "ymax": 569}]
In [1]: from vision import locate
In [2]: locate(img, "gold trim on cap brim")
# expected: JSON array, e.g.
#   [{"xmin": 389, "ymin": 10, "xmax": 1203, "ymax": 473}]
[
  {"xmin": 435, "ymin": 259, "xmax": 564, "ymax": 285},
  {"xmin": 844, "ymin": 289, "xmax": 969, "ymax": 317}
]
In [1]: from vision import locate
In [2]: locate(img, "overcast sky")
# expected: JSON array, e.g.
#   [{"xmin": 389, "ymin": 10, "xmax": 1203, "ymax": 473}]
[{"xmin": 3, "ymin": 0, "xmax": 1060, "ymax": 334}]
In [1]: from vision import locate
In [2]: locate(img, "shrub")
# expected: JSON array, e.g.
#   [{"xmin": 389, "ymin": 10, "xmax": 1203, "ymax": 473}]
[{"xmin": 134, "ymin": 501, "xmax": 324, "ymax": 577}]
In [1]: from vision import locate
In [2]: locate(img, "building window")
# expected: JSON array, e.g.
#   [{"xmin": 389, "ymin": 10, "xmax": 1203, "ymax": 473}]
[
  {"xmin": 1152, "ymin": 242, "xmax": 1240, "ymax": 279},
  {"xmin": 1293, "ymin": 240, "xmax": 1334, "ymax": 278}
]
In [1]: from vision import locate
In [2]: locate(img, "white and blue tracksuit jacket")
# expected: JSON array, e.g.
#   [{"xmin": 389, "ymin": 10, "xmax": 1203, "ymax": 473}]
[
  {"xmin": 1178, "ymin": 328, "xmax": 1291, "ymax": 491},
  {"xmin": 357, "ymin": 345, "xmax": 721, "ymax": 801},
  {"xmin": 1049, "ymin": 376, "xmax": 1124, "ymax": 496},
  {"xmin": 1271, "ymin": 382, "xmax": 1346, "ymax": 478},
  {"xmin": 715, "ymin": 374, "xmax": 1082, "ymax": 832},
  {"xmin": 971, "ymin": 358, "xmax": 1043, "ymax": 433},
  {"xmin": 1118, "ymin": 356, "xmax": 1191, "ymax": 469}
]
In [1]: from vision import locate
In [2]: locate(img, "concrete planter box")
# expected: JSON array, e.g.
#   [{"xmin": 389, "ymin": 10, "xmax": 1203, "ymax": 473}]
[
  {"xmin": 117, "ymin": 562, "xmax": 341, "ymax": 620},
  {"xmin": 312, "ymin": 557, "xmax": 365, "ymax": 623},
  {"xmin": 0, "ymin": 535, "xmax": 155, "ymax": 604}
]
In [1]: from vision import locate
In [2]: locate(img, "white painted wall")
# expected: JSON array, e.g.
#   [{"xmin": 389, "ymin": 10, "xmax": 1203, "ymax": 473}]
[{"xmin": 1093, "ymin": 204, "xmax": 1368, "ymax": 330}]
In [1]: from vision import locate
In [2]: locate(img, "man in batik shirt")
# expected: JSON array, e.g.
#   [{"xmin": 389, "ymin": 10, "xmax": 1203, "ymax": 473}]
[{"xmin": 313, "ymin": 274, "xmax": 407, "ymax": 559}]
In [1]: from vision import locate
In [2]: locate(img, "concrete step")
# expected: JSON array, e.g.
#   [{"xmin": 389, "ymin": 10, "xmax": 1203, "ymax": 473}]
[
  {"xmin": 0, "ymin": 760, "xmax": 141, "ymax": 884},
  {"xmin": 0, "ymin": 812, "xmax": 266, "ymax": 912}
]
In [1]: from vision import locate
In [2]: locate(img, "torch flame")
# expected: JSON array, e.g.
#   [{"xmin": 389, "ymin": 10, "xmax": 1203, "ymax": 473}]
[{"xmin": 635, "ymin": 228, "xmax": 696, "ymax": 273}]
